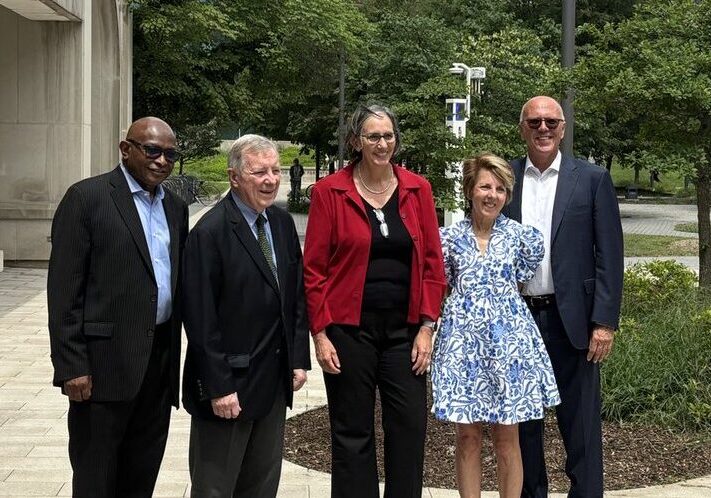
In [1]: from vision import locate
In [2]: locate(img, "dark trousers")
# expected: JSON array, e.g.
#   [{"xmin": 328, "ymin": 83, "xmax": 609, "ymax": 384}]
[
  {"xmin": 68, "ymin": 322, "xmax": 172, "ymax": 498},
  {"xmin": 519, "ymin": 304, "xmax": 603, "ymax": 498},
  {"xmin": 188, "ymin": 382, "xmax": 286, "ymax": 498},
  {"xmin": 324, "ymin": 310, "xmax": 426, "ymax": 498}
]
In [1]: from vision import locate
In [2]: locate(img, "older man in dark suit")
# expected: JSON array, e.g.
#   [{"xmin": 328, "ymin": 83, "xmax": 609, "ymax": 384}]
[
  {"xmin": 182, "ymin": 134, "xmax": 310, "ymax": 497},
  {"xmin": 503, "ymin": 96, "xmax": 623, "ymax": 498},
  {"xmin": 48, "ymin": 117, "xmax": 189, "ymax": 497}
]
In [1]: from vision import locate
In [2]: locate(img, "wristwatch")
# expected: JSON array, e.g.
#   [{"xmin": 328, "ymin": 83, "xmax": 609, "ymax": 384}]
[{"xmin": 421, "ymin": 319, "xmax": 438, "ymax": 332}]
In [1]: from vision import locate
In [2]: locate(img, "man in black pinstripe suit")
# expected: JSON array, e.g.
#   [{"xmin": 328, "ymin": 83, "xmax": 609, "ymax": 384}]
[{"xmin": 48, "ymin": 117, "xmax": 189, "ymax": 498}]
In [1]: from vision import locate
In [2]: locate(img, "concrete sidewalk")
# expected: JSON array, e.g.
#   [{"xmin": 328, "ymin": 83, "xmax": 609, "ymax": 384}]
[{"xmin": 1, "ymin": 267, "xmax": 711, "ymax": 497}]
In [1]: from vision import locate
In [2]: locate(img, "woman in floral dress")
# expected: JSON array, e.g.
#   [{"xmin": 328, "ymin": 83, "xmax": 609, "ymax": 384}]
[{"xmin": 431, "ymin": 153, "xmax": 560, "ymax": 498}]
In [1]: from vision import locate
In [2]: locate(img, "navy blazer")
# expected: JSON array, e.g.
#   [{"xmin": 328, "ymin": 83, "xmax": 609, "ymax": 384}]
[
  {"xmin": 502, "ymin": 155, "xmax": 624, "ymax": 349},
  {"xmin": 181, "ymin": 196, "xmax": 310, "ymax": 421}
]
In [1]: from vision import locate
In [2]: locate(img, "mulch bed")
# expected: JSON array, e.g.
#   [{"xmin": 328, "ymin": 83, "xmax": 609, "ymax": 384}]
[{"xmin": 284, "ymin": 390, "xmax": 711, "ymax": 491}]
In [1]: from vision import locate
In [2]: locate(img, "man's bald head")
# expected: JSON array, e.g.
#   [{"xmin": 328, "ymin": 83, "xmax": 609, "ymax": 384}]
[
  {"xmin": 519, "ymin": 96, "xmax": 566, "ymax": 171},
  {"xmin": 519, "ymin": 96, "xmax": 564, "ymax": 123},
  {"xmin": 125, "ymin": 117, "xmax": 176, "ymax": 143},
  {"xmin": 119, "ymin": 117, "xmax": 177, "ymax": 194}
]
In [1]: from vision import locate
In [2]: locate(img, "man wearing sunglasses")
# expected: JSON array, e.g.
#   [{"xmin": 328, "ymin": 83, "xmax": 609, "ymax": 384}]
[
  {"xmin": 48, "ymin": 117, "xmax": 189, "ymax": 497},
  {"xmin": 503, "ymin": 96, "xmax": 623, "ymax": 498}
]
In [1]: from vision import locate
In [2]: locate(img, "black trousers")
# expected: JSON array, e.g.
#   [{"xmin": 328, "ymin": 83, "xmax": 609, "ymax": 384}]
[
  {"xmin": 188, "ymin": 381, "xmax": 286, "ymax": 498},
  {"xmin": 519, "ymin": 304, "xmax": 603, "ymax": 498},
  {"xmin": 68, "ymin": 322, "xmax": 172, "ymax": 498},
  {"xmin": 324, "ymin": 310, "xmax": 426, "ymax": 498}
]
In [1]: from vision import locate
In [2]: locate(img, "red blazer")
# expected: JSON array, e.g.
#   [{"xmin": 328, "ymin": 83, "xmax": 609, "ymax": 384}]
[{"xmin": 304, "ymin": 163, "xmax": 446, "ymax": 334}]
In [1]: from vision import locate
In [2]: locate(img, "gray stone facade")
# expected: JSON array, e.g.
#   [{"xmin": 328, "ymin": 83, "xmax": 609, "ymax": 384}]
[{"xmin": 0, "ymin": 0, "xmax": 132, "ymax": 261}]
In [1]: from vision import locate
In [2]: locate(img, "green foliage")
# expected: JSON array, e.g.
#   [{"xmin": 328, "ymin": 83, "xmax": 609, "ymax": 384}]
[
  {"xmin": 279, "ymin": 146, "xmax": 316, "ymax": 169},
  {"xmin": 603, "ymin": 261, "xmax": 711, "ymax": 431},
  {"xmin": 287, "ymin": 193, "xmax": 310, "ymax": 214},
  {"xmin": 176, "ymin": 118, "xmax": 220, "ymax": 174},
  {"xmin": 182, "ymin": 152, "xmax": 228, "ymax": 182},
  {"xmin": 675, "ymin": 223, "xmax": 698, "ymax": 234}
]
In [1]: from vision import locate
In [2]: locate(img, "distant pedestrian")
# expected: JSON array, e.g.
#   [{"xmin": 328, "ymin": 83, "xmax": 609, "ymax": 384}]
[{"xmin": 289, "ymin": 158, "xmax": 305, "ymax": 201}]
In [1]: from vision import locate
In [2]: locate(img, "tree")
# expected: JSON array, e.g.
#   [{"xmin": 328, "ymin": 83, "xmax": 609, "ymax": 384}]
[
  {"xmin": 574, "ymin": 0, "xmax": 711, "ymax": 285},
  {"xmin": 176, "ymin": 119, "xmax": 221, "ymax": 175}
]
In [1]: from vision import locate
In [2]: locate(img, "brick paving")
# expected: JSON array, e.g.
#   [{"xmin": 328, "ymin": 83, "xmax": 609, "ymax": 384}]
[{"xmin": 1, "ymin": 190, "xmax": 709, "ymax": 497}]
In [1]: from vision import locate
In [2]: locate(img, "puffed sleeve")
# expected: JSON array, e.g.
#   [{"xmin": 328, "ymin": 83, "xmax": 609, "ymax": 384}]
[
  {"xmin": 515, "ymin": 224, "xmax": 544, "ymax": 283},
  {"xmin": 439, "ymin": 226, "xmax": 455, "ymax": 288}
]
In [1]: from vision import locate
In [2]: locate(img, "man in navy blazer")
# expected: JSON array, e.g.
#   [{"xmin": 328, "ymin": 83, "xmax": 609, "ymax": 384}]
[{"xmin": 502, "ymin": 96, "xmax": 623, "ymax": 498}]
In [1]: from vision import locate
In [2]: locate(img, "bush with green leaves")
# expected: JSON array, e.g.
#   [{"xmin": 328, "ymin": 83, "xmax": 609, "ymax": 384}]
[{"xmin": 602, "ymin": 261, "xmax": 711, "ymax": 432}]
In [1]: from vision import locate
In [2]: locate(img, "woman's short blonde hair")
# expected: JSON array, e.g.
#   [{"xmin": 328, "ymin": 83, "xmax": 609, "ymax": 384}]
[{"xmin": 462, "ymin": 153, "xmax": 515, "ymax": 206}]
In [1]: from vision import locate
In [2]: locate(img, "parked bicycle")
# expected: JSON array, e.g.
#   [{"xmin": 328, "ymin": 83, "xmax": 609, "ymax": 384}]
[{"xmin": 163, "ymin": 174, "xmax": 223, "ymax": 206}]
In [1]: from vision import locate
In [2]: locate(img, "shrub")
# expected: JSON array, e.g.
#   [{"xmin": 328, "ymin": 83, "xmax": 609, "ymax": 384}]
[
  {"xmin": 602, "ymin": 261, "xmax": 711, "ymax": 432},
  {"xmin": 622, "ymin": 259, "xmax": 697, "ymax": 314},
  {"xmin": 287, "ymin": 192, "xmax": 310, "ymax": 214}
]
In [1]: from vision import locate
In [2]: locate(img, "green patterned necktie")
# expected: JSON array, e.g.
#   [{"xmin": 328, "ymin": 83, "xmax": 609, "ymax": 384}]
[{"xmin": 255, "ymin": 215, "xmax": 278, "ymax": 282}]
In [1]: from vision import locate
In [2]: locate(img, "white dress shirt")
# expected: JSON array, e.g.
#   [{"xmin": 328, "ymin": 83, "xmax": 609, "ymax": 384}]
[{"xmin": 520, "ymin": 151, "xmax": 562, "ymax": 296}]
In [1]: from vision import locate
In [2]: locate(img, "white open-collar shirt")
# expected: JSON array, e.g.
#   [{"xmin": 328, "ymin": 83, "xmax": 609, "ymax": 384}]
[{"xmin": 520, "ymin": 150, "xmax": 562, "ymax": 296}]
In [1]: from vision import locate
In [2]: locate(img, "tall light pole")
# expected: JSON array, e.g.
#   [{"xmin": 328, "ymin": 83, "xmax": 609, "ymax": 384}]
[
  {"xmin": 561, "ymin": 0, "xmax": 576, "ymax": 155},
  {"xmin": 445, "ymin": 63, "xmax": 486, "ymax": 225}
]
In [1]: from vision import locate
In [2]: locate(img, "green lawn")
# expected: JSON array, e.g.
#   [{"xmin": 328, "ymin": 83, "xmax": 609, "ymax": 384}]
[
  {"xmin": 179, "ymin": 146, "xmax": 315, "ymax": 182},
  {"xmin": 610, "ymin": 165, "xmax": 694, "ymax": 197},
  {"xmin": 624, "ymin": 233, "xmax": 697, "ymax": 257},
  {"xmin": 674, "ymin": 222, "xmax": 698, "ymax": 233}
]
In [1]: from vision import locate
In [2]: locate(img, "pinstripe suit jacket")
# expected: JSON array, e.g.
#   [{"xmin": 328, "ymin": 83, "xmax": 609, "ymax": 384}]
[{"xmin": 47, "ymin": 166, "xmax": 189, "ymax": 407}]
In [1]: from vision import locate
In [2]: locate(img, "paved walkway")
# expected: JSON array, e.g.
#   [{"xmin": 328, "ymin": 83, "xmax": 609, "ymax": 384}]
[
  {"xmin": 619, "ymin": 202, "xmax": 697, "ymax": 237},
  {"xmin": 1, "ymin": 187, "xmax": 709, "ymax": 497}
]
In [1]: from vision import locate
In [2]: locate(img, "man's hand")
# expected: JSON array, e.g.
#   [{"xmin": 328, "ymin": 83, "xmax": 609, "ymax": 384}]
[
  {"xmin": 587, "ymin": 325, "xmax": 615, "ymax": 363},
  {"xmin": 211, "ymin": 393, "xmax": 241, "ymax": 419},
  {"xmin": 293, "ymin": 369, "xmax": 307, "ymax": 391},
  {"xmin": 313, "ymin": 331, "xmax": 341, "ymax": 374},
  {"xmin": 411, "ymin": 326, "xmax": 434, "ymax": 375},
  {"xmin": 64, "ymin": 375, "xmax": 92, "ymax": 402}
]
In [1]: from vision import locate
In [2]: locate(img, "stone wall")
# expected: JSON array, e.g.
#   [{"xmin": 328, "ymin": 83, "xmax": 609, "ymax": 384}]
[{"xmin": 0, "ymin": 1, "xmax": 131, "ymax": 260}]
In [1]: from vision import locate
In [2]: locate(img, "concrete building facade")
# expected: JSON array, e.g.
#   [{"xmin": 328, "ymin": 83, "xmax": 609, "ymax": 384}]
[{"xmin": 0, "ymin": 0, "xmax": 132, "ymax": 262}]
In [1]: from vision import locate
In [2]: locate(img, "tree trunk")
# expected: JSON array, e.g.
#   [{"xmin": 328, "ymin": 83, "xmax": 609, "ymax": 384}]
[
  {"xmin": 634, "ymin": 165, "xmax": 640, "ymax": 184},
  {"xmin": 697, "ymin": 152, "xmax": 711, "ymax": 287},
  {"xmin": 605, "ymin": 155, "xmax": 613, "ymax": 172}
]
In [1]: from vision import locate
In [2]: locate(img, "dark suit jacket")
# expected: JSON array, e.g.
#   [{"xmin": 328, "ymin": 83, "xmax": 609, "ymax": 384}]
[
  {"xmin": 503, "ymin": 155, "xmax": 624, "ymax": 349},
  {"xmin": 181, "ymin": 196, "xmax": 310, "ymax": 421},
  {"xmin": 47, "ymin": 166, "xmax": 189, "ymax": 407}
]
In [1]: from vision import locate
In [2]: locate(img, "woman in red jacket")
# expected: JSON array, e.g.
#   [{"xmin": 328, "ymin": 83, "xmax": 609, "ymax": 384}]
[{"xmin": 304, "ymin": 104, "xmax": 447, "ymax": 498}]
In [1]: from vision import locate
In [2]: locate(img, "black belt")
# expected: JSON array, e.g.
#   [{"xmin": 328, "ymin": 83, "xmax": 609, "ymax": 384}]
[{"xmin": 523, "ymin": 294, "xmax": 556, "ymax": 310}]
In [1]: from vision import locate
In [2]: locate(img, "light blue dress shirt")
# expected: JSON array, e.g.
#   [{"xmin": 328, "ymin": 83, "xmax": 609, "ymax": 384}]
[
  {"xmin": 120, "ymin": 165, "xmax": 172, "ymax": 324},
  {"xmin": 230, "ymin": 191, "xmax": 278, "ymax": 271}
]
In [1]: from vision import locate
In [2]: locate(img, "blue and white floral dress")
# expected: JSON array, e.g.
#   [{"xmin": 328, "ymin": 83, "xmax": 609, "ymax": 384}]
[{"xmin": 431, "ymin": 215, "xmax": 560, "ymax": 425}]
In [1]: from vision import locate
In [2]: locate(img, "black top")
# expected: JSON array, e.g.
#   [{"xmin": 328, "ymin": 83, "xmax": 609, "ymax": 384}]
[{"xmin": 361, "ymin": 188, "xmax": 413, "ymax": 311}]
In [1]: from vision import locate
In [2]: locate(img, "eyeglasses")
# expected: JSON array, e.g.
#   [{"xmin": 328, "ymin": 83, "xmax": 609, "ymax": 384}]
[
  {"xmin": 127, "ymin": 139, "xmax": 181, "ymax": 163},
  {"xmin": 373, "ymin": 209, "xmax": 389, "ymax": 238},
  {"xmin": 361, "ymin": 133, "xmax": 396, "ymax": 145},
  {"xmin": 523, "ymin": 118, "xmax": 565, "ymax": 130}
]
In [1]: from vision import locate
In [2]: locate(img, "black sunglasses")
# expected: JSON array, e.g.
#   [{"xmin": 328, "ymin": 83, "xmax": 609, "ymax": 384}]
[
  {"xmin": 127, "ymin": 139, "xmax": 181, "ymax": 163},
  {"xmin": 523, "ymin": 118, "xmax": 565, "ymax": 130}
]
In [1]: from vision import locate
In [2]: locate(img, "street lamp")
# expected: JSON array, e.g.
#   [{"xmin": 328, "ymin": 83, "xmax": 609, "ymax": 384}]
[{"xmin": 444, "ymin": 63, "xmax": 486, "ymax": 225}]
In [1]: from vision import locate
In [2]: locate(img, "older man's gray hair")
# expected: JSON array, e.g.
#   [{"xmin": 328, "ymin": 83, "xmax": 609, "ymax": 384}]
[{"xmin": 228, "ymin": 134, "xmax": 279, "ymax": 172}]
